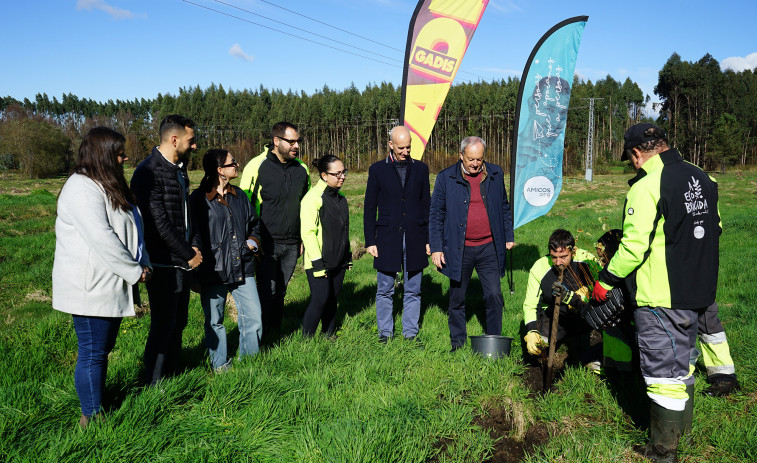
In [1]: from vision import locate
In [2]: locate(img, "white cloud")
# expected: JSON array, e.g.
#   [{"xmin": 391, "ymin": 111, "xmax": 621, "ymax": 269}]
[
  {"xmin": 488, "ymin": 0, "xmax": 524, "ymax": 14},
  {"xmin": 720, "ymin": 52, "xmax": 757, "ymax": 72},
  {"xmin": 76, "ymin": 0, "xmax": 144, "ymax": 20},
  {"xmin": 229, "ymin": 43, "xmax": 255, "ymax": 63}
]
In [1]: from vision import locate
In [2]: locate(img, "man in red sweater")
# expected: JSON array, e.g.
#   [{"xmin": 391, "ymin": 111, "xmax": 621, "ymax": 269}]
[{"xmin": 430, "ymin": 136, "xmax": 515, "ymax": 351}]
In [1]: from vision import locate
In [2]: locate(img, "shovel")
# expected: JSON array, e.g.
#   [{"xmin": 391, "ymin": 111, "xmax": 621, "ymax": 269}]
[{"xmin": 543, "ymin": 265, "xmax": 565, "ymax": 391}]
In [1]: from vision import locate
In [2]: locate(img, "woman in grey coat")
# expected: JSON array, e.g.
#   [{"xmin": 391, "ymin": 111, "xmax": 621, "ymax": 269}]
[{"xmin": 52, "ymin": 127, "xmax": 152, "ymax": 428}]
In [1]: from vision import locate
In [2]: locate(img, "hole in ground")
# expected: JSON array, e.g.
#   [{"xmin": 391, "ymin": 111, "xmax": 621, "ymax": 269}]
[{"xmin": 429, "ymin": 405, "xmax": 551, "ymax": 463}]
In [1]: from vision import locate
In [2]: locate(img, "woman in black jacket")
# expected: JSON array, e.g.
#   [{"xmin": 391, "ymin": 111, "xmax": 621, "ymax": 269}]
[
  {"xmin": 190, "ymin": 149, "xmax": 262, "ymax": 371},
  {"xmin": 300, "ymin": 155, "xmax": 352, "ymax": 337}
]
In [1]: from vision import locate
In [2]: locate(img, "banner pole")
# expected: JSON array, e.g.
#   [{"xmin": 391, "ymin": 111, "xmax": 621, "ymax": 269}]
[{"xmin": 508, "ymin": 248, "xmax": 514, "ymax": 294}]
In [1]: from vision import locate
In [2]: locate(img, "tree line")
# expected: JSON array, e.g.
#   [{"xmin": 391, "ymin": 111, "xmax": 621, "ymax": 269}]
[
  {"xmin": 1, "ymin": 52, "xmax": 756, "ymax": 178},
  {"xmin": 656, "ymin": 53, "xmax": 757, "ymax": 172}
]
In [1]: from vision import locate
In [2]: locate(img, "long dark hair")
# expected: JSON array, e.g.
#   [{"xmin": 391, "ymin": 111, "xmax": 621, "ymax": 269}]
[
  {"xmin": 199, "ymin": 149, "xmax": 230, "ymax": 192},
  {"xmin": 73, "ymin": 127, "xmax": 132, "ymax": 212}
]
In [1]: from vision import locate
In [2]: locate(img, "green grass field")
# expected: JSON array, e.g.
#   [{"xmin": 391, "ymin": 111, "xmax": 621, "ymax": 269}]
[{"xmin": 0, "ymin": 167, "xmax": 755, "ymax": 462}]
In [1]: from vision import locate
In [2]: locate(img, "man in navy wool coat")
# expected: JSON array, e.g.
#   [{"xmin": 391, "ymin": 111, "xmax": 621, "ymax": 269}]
[
  {"xmin": 429, "ymin": 136, "xmax": 515, "ymax": 352},
  {"xmin": 364, "ymin": 126, "xmax": 431, "ymax": 344}
]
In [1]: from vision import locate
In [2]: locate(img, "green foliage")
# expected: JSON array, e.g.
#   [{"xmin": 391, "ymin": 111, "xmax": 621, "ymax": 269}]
[
  {"xmin": 9, "ymin": 60, "xmax": 757, "ymax": 175},
  {"xmin": 0, "ymin": 118, "xmax": 71, "ymax": 178},
  {"xmin": 708, "ymin": 113, "xmax": 744, "ymax": 173},
  {"xmin": 656, "ymin": 53, "xmax": 757, "ymax": 169},
  {"xmin": 0, "ymin": 153, "xmax": 19, "ymax": 171},
  {"xmin": 1, "ymin": 75, "xmax": 654, "ymax": 176},
  {"xmin": 1, "ymin": 171, "xmax": 756, "ymax": 461}
]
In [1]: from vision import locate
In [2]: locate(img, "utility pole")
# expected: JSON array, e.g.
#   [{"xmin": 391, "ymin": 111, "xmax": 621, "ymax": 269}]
[{"xmin": 582, "ymin": 98, "xmax": 603, "ymax": 181}]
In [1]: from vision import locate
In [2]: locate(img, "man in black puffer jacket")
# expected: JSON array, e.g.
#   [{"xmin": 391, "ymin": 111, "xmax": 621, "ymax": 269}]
[{"xmin": 131, "ymin": 114, "xmax": 201, "ymax": 385}]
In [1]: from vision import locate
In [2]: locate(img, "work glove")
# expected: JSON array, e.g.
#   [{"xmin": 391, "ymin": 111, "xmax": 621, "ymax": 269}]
[
  {"xmin": 552, "ymin": 282, "xmax": 587, "ymax": 313},
  {"xmin": 569, "ymin": 286, "xmax": 591, "ymax": 313},
  {"xmin": 524, "ymin": 330, "xmax": 547, "ymax": 356},
  {"xmin": 551, "ymin": 282, "xmax": 575, "ymax": 303},
  {"xmin": 582, "ymin": 287, "xmax": 625, "ymax": 330},
  {"xmin": 592, "ymin": 280, "xmax": 610, "ymax": 302}
]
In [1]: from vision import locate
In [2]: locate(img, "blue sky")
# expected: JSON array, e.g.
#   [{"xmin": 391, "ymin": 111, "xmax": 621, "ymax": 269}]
[{"xmin": 2, "ymin": 0, "xmax": 756, "ymax": 118}]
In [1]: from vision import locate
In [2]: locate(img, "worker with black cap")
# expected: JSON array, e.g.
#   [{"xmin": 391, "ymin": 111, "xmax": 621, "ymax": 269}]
[
  {"xmin": 592, "ymin": 123, "xmax": 721, "ymax": 462},
  {"xmin": 617, "ymin": 127, "xmax": 740, "ymax": 398}
]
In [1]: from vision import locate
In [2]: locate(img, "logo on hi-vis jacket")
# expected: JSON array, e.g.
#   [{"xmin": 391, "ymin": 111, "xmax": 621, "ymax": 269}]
[{"xmin": 684, "ymin": 176, "xmax": 709, "ymax": 216}]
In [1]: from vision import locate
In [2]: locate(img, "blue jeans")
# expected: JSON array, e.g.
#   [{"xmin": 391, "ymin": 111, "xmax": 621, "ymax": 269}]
[
  {"xmin": 201, "ymin": 278, "xmax": 263, "ymax": 369},
  {"xmin": 72, "ymin": 315, "xmax": 122, "ymax": 416},
  {"xmin": 375, "ymin": 234, "xmax": 422, "ymax": 338},
  {"xmin": 376, "ymin": 270, "xmax": 422, "ymax": 338},
  {"xmin": 258, "ymin": 242, "xmax": 300, "ymax": 334},
  {"xmin": 448, "ymin": 242, "xmax": 503, "ymax": 347}
]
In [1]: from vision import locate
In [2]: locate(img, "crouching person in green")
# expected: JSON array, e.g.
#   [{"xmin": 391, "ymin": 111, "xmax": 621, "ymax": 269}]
[
  {"xmin": 522, "ymin": 229, "xmax": 602, "ymax": 371},
  {"xmin": 300, "ymin": 155, "xmax": 352, "ymax": 338}
]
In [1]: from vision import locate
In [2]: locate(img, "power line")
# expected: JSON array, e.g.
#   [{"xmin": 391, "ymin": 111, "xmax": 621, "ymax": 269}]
[
  {"xmin": 184, "ymin": 0, "xmax": 489, "ymax": 83},
  {"xmin": 253, "ymin": 0, "xmax": 403, "ymax": 53},
  {"xmin": 208, "ymin": 0, "xmax": 400, "ymax": 64},
  {"xmin": 182, "ymin": 0, "xmax": 402, "ymax": 70}
]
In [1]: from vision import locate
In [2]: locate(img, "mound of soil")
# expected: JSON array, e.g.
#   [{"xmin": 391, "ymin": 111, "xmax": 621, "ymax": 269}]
[
  {"xmin": 430, "ymin": 405, "xmax": 551, "ymax": 463},
  {"xmin": 474, "ymin": 408, "xmax": 550, "ymax": 463}
]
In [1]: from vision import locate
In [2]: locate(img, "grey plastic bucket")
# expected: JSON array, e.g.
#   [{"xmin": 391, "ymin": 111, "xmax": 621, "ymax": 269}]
[{"xmin": 469, "ymin": 335, "xmax": 513, "ymax": 360}]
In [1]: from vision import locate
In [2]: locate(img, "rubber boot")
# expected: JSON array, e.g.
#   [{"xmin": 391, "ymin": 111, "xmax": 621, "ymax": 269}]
[
  {"xmin": 634, "ymin": 402, "xmax": 683, "ymax": 462},
  {"xmin": 681, "ymin": 384, "xmax": 694, "ymax": 442}
]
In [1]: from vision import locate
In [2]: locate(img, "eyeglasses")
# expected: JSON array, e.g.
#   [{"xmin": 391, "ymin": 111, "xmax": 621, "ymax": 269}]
[
  {"xmin": 326, "ymin": 169, "xmax": 348, "ymax": 178},
  {"xmin": 220, "ymin": 159, "xmax": 238, "ymax": 168},
  {"xmin": 277, "ymin": 136, "xmax": 303, "ymax": 145}
]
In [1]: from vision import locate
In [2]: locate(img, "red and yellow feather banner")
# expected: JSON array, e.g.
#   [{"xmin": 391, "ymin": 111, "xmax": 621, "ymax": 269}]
[{"xmin": 400, "ymin": 0, "xmax": 489, "ymax": 159}]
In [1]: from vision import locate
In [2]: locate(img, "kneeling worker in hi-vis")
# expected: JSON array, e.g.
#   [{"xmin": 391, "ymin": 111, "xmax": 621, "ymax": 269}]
[{"xmin": 522, "ymin": 229, "xmax": 602, "ymax": 371}]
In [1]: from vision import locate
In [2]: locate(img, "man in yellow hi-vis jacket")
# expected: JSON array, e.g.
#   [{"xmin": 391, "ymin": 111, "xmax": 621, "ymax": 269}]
[
  {"xmin": 239, "ymin": 122, "xmax": 310, "ymax": 337},
  {"xmin": 592, "ymin": 123, "xmax": 720, "ymax": 462}
]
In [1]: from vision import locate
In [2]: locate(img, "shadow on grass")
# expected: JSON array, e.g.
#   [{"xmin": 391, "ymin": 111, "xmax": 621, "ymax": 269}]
[
  {"xmin": 511, "ymin": 244, "xmax": 542, "ymax": 272},
  {"xmin": 418, "ymin": 273, "xmax": 446, "ymax": 329},
  {"xmin": 262, "ymin": 278, "xmax": 378, "ymax": 346},
  {"xmin": 431, "ymin": 274, "xmax": 496, "ymax": 337}
]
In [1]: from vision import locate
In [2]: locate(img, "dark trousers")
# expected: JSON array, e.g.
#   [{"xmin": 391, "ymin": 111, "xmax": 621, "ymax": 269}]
[
  {"xmin": 258, "ymin": 242, "xmax": 299, "ymax": 335},
  {"xmin": 303, "ymin": 267, "xmax": 346, "ymax": 337},
  {"xmin": 143, "ymin": 267, "xmax": 191, "ymax": 385},
  {"xmin": 72, "ymin": 315, "xmax": 121, "ymax": 416},
  {"xmin": 448, "ymin": 242, "xmax": 503, "ymax": 347}
]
